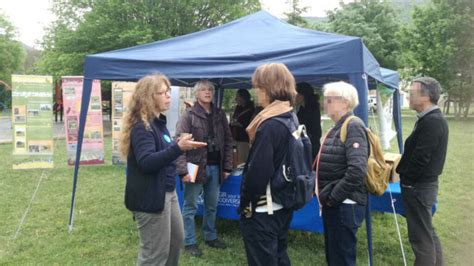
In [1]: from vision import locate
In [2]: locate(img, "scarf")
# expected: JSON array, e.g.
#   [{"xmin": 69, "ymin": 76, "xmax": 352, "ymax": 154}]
[{"xmin": 246, "ymin": 100, "xmax": 293, "ymax": 143}]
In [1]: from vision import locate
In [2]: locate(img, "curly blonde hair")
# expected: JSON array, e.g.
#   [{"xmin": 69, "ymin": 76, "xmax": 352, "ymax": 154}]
[{"xmin": 119, "ymin": 74, "xmax": 171, "ymax": 159}]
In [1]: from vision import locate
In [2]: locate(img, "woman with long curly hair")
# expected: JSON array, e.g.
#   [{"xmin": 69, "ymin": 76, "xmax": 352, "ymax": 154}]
[{"xmin": 120, "ymin": 74, "xmax": 206, "ymax": 265}]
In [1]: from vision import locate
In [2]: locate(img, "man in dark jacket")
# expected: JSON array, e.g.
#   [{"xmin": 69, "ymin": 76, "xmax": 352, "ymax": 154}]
[
  {"xmin": 175, "ymin": 80, "xmax": 233, "ymax": 257},
  {"xmin": 396, "ymin": 77, "xmax": 448, "ymax": 266}
]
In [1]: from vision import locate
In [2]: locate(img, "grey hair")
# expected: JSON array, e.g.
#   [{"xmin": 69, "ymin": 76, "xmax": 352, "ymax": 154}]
[
  {"xmin": 412, "ymin": 77, "xmax": 442, "ymax": 104},
  {"xmin": 193, "ymin": 80, "xmax": 215, "ymax": 97},
  {"xmin": 323, "ymin": 81, "xmax": 359, "ymax": 110}
]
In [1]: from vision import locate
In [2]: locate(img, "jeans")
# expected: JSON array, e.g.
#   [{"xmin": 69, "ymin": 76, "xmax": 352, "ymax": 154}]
[
  {"xmin": 240, "ymin": 208, "xmax": 293, "ymax": 266},
  {"xmin": 183, "ymin": 165, "xmax": 220, "ymax": 246},
  {"xmin": 402, "ymin": 181, "xmax": 444, "ymax": 266},
  {"xmin": 322, "ymin": 203, "xmax": 366, "ymax": 266},
  {"xmin": 134, "ymin": 191, "xmax": 184, "ymax": 266}
]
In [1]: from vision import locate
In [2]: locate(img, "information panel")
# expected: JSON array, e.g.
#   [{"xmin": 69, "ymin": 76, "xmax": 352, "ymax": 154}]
[
  {"xmin": 62, "ymin": 77, "xmax": 105, "ymax": 165},
  {"xmin": 12, "ymin": 75, "xmax": 54, "ymax": 169},
  {"xmin": 111, "ymin": 82, "xmax": 136, "ymax": 165}
]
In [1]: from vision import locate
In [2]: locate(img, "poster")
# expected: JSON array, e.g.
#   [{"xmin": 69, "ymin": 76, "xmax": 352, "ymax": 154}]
[
  {"xmin": 62, "ymin": 77, "xmax": 105, "ymax": 165},
  {"xmin": 111, "ymin": 82, "xmax": 136, "ymax": 165},
  {"xmin": 11, "ymin": 75, "xmax": 54, "ymax": 169}
]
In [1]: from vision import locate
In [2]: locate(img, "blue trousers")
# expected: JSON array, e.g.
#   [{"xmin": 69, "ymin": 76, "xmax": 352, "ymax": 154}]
[
  {"xmin": 322, "ymin": 203, "xmax": 366, "ymax": 266},
  {"xmin": 182, "ymin": 165, "xmax": 220, "ymax": 246}
]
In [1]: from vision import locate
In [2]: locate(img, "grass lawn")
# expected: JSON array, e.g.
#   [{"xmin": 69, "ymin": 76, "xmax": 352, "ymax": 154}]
[{"xmin": 1, "ymin": 113, "xmax": 473, "ymax": 265}]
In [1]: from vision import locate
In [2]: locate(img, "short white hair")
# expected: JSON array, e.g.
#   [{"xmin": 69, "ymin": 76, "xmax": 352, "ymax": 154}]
[
  {"xmin": 323, "ymin": 81, "xmax": 359, "ymax": 110},
  {"xmin": 193, "ymin": 80, "xmax": 215, "ymax": 97}
]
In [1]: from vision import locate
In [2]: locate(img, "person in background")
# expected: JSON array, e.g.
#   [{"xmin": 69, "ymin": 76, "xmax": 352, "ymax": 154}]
[
  {"xmin": 239, "ymin": 63, "xmax": 297, "ymax": 266},
  {"xmin": 175, "ymin": 80, "xmax": 234, "ymax": 257},
  {"xmin": 396, "ymin": 77, "xmax": 448, "ymax": 266},
  {"xmin": 296, "ymin": 82, "xmax": 321, "ymax": 158},
  {"xmin": 230, "ymin": 89, "xmax": 254, "ymax": 165},
  {"xmin": 120, "ymin": 74, "xmax": 205, "ymax": 265},
  {"xmin": 315, "ymin": 81, "xmax": 368, "ymax": 266},
  {"xmin": 54, "ymin": 81, "xmax": 63, "ymax": 122}
]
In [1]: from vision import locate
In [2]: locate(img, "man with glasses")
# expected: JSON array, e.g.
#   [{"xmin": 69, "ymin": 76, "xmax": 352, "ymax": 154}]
[
  {"xmin": 396, "ymin": 77, "xmax": 448, "ymax": 266},
  {"xmin": 175, "ymin": 80, "xmax": 233, "ymax": 257}
]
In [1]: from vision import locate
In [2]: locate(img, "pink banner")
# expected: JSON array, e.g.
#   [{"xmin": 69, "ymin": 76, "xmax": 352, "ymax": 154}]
[{"xmin": 62, "ymin": 77, "xmax": 105, "ymax": 165}]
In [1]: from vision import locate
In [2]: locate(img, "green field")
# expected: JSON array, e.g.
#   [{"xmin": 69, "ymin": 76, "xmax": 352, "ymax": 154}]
[{"xmin": 1, "ymin": 113, "xmax": 473, "ymax": 265}]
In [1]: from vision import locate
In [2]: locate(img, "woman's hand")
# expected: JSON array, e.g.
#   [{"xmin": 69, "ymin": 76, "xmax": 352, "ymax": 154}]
[{"xmin": 177, "ymin": 134, "xmax": 207, "ymax": 151}]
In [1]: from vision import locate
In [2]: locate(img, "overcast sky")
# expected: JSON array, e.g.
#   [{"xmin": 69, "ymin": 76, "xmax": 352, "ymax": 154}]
[{"xmin": 0, "ymin": 0, "xmax": 351, "ymax": 48}]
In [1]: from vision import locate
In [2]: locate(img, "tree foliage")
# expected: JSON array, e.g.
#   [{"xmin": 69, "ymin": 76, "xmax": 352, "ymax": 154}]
[
  {"xmin": 284, "ymin": 0, "xmax": 309, "ymax": 28},
  {"xmin": 0, "ymin": 11, "xmax": 25, "ymax": 109},
  {"xmin": 399, "ymin": 0, "xmax": 473, "ymax": 117},
  {"xmin": 0, "ymin": 12, "xmax": 25, "ymax": 84},
  {"xmin": 37, "ymin": 0, "xmax": 261, "ymax": 78},
  {"xmin": 325, "ymin": 0, "xmax": 400, "ymax": 69}
]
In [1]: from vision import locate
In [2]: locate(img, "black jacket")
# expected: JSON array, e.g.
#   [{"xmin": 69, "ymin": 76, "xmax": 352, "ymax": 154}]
[
  {"xmin": 231, "ymin": 104, "xmax": 255, "ymax": 142},
  {"xmin": 297, "ymin": 103, "xmax": 321, "ymax": 157},
  {"xmin": 239, "ymin": 112, "xmax": 291, "ymax": 212},
  {"xmin": 396, "ymin": 108, "xmax": 448, "ymax": 185},
  {"xmin": 317, "ymin": 113, "xmax": 368, "ymax": 206},
  {"xmin": 125, "ymin": 115, "xmax": 183, "ymax": 213}
]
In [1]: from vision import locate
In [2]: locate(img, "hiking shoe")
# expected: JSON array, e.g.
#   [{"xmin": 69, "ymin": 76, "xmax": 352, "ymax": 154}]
[
  {"xmin": 185, "ymin": 244, "xmax": 202, "ymax": 257},
  {"xmin": 205, "ymin": 239, "xmax": 227, "ymax": 249}
]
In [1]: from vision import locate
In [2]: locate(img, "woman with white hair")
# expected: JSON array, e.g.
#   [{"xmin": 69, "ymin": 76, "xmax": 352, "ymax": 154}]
[{"xmin": 314, "ymin": 81, "xmax": 369, "ymax": 266}]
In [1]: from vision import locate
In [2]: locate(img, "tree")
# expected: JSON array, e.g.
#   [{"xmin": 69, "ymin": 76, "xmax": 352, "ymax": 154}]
[
  {"xmin": 284, "ymin": 0, "xmax": 309, "ymax": 27},
  {"xmin": 0, "ymin": 11, "xmax": 25, "ymax": 109},
  {"xmin": 325, "ymin": 0, "xmax": 401, "ymax": 69},
  {"xmin": 37, "ymin": 0, "xmax": 261, "ymax": 79},
  {"xmin": 399, "ymin": 0, "xmax": 473, "ymax": 118}
]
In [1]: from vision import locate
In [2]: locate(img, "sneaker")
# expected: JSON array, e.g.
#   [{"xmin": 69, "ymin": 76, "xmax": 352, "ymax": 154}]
[
  {"xmin": 205, "ymin": 239, "xmax": 227, "ymax": 249},
  {"xmin": 185, "ymin": 244, "xmax": 203, "ymax": 257}
]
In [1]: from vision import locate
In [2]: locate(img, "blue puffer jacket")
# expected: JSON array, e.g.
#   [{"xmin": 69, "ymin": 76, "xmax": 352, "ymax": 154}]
[
  {"xmin": 125, "ymin": 115, "xmax": 183, "ymax": 213},
  {"xmin": 317, "ymin": 112, "xmax": 368, "ymax": 207}
]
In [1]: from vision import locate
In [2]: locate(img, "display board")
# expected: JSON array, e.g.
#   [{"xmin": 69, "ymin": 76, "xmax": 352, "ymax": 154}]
[
  {"xmin": 62, "ymin": 77, "xmax": 105, "ymax": 165},
  {"xmin": 11, "ymin": 75, "xmax": 54, "ymax": 169},
  {"xmin": 111, "ymin": 82, "xmax": 136, "ymax": 165}
]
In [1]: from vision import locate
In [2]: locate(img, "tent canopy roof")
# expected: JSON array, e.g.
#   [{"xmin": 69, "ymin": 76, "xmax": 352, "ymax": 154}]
[
  {"xmin": 84, "ymin": 10, "xmax": 383, "ymax": 88},
  {"xmin": 380, "ymin": 67, "xmax": 400, "ymax": 90}
]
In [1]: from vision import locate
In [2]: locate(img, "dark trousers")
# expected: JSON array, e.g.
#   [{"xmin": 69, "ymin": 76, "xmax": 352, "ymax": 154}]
[
  {"xmin": 402, "ymin": 181, "xmax": 444, "ymax": 266},
  {"xmin": 322, "ymin": 203, "xmax": 366, "ymax": 266},
  {"xmin": 240, "ymin": 208, "xmax": 293, "ymax": 266}
]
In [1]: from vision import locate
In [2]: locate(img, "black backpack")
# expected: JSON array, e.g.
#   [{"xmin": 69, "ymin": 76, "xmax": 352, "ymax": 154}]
[{"xmin": 270, "ymin": 113, "xmax": 315, "ymax": 210}]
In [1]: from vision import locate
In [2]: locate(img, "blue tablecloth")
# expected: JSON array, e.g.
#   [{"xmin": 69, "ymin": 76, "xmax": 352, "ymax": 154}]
[{"xmin": 176, "ymin": 175, "xmax": 406, "ymax": 233}]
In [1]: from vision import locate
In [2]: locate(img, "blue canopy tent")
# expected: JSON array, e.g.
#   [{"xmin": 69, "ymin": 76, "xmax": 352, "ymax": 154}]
[{"xmin": 69, "ymin": 11, "xmax": 403, "ymax": 235}]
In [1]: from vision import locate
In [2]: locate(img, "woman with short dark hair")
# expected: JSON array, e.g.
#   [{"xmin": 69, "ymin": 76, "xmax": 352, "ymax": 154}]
[
  {"xmin": 296, "ymin": 82, "xmax": 321, "ymax": 158},
  {"xmin": 230, "ymin": 89, "xmax": 254, "ymax": 165}
]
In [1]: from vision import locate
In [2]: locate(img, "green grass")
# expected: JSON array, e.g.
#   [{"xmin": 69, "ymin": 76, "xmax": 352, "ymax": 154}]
[{"xmin": 1, "ymin": 115, "xmax": 473, "ymax": 265}]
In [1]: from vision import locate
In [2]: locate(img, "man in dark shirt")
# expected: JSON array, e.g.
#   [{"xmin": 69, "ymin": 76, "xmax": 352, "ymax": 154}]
[{"xmin": 396, "ymin": 77, "xmax": 448, "ymax": 266}]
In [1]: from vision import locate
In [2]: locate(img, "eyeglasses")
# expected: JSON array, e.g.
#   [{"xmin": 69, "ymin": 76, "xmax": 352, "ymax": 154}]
[
  {"xmin": 155, "ymin": 87, "xmax": 171, "ymax": 96},
  {"xmin": 324, "ymin": 96, "xmax": 343, "ymax": 104}
]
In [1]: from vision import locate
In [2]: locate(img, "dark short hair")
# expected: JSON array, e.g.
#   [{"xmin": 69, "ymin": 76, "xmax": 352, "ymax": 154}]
[
  {"xmin": 412, "ymin": 77, "xmax": 442, "ymax": 104},
  {"xmin": 236, "ymin": 89, "xmax": 252, "ymax": 105},
  {"xmin": 296, "ymin": 82, "xmax": 317, "ymax": 108}
]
